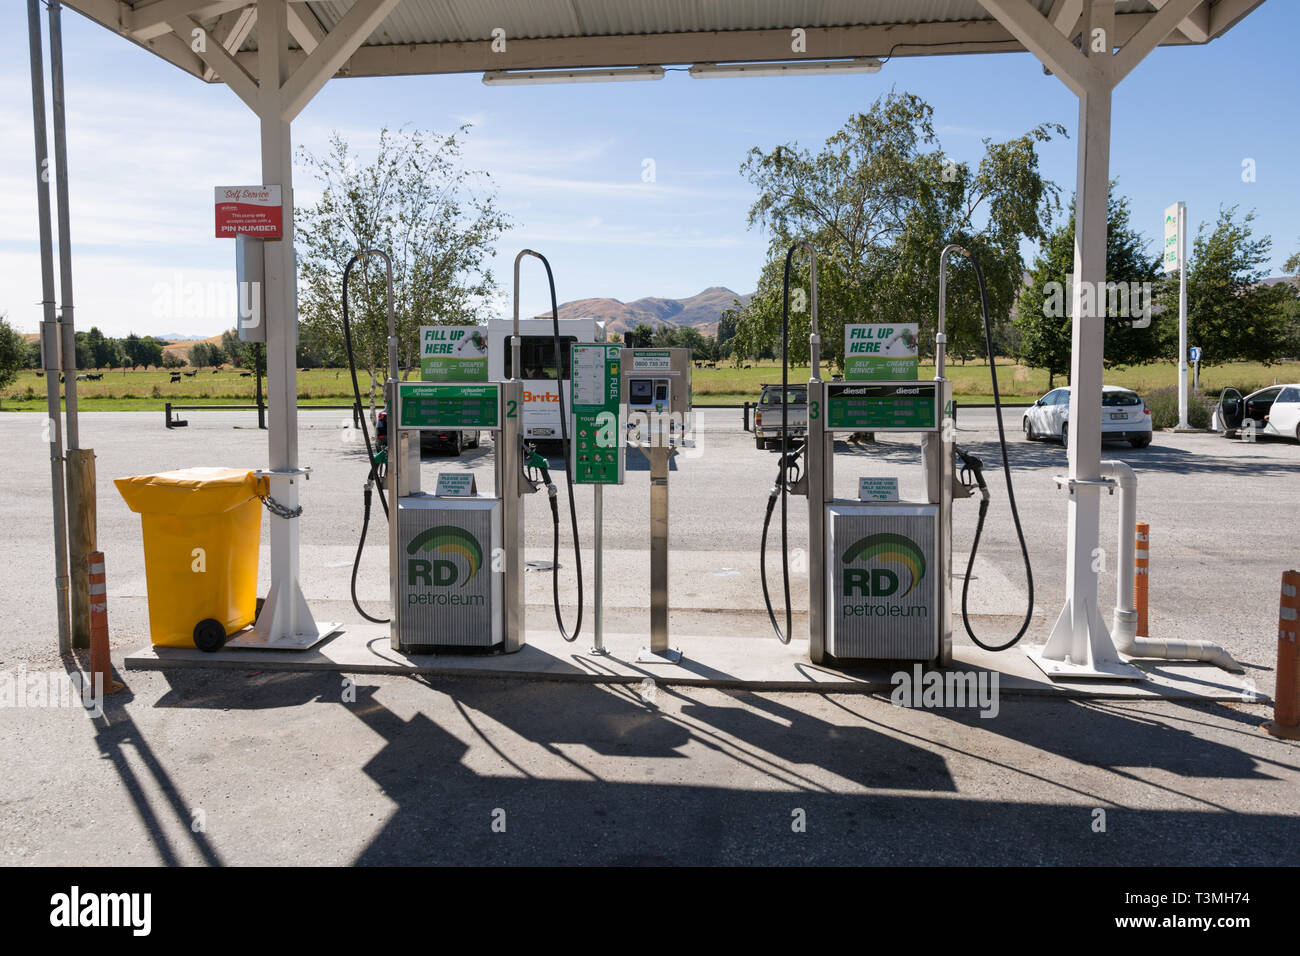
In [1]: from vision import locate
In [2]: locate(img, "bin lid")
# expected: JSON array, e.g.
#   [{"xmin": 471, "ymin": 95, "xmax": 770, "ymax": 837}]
[{"xmin": 114, "ymin": 467, "xmax": 269, "ymax": 516}]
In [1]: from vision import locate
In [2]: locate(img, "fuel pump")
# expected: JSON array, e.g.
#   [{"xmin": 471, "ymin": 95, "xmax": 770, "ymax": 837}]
[
  {"xmin": 343, "ymin": 247, "xmax": 590, "ymax": 653},
  {"xmin": 760, "ymin": 242, "xmax": 1033, "ymax": 665}
]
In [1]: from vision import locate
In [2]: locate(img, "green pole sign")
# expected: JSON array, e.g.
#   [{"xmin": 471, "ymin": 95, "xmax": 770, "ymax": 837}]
[
  {"xmin": 570, "ymin": 344, "xmax": 623, "ymax": 485},
  {"xmin": 844, "ymin": 323, "xmax": 919, "ymax": 381},
  {"xmin": 420, "ymin": 325, "xmax": 488, "ymax": 382}
]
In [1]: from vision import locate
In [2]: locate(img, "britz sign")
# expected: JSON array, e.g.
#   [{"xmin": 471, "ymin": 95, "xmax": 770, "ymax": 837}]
[{"xmin": 215, "ymin": 185, "xmax": 283, "ymax": 239}]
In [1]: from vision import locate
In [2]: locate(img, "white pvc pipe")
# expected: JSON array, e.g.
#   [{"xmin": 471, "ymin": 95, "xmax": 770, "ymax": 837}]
[{"xmin": 1102, "ymin": 460, "xmax": 1242, "ymax": 672}]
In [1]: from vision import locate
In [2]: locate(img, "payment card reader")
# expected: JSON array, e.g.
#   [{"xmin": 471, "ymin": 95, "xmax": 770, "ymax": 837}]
[{"xmin": 621, "ymin": 347, "xmax": 692, "ymax": 447}]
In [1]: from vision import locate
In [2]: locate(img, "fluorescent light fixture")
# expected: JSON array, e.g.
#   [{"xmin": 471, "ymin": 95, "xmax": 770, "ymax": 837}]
[
  {"xmin": 482, "ymin": 66, "xmax": 665, "ymax": 86},
  {"xmin": 688, "ymin": 58, "xmax": 883, "ymax": 79}
]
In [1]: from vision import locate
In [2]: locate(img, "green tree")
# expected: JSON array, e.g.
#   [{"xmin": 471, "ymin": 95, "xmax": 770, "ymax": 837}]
[
  {"xmin": 296, "ymin": 127, "xmax": 509, "ymax": 404},
  {"xmin": 734, "ymin": 91, "xmax": 1064, "ymax": 370},
  {"xmin": 122, "ymin": 333, "xmax": 144, "ymax": 369},
  {"xmin": 84, "ymin": 327, "xmax": 117, "ymax": 369},
  {"xmin": 140, "ymin": 337, "xmax": 165, "ymax": 368},
  {"xmin": 1156, "ymin": 206, "xmax": 1293, "ymax": 365},
  {"xmin": 716, "ymin": 307, "xmax": 741, "ymax": 362},
  {"xmin": 72, "ymin": 334, "xmax": 92, "ymax": 371},
  {"xmin": 1283, "ymin": 241, "xmax": 1300, "ymax": 279},
  {"xmin": 161, "ymin": 350, "xmax": 186, "ymax": 369},
  {"xmin": 220, "ymin": 329, "xmax": 248, "ymax": 368},
  {"xmin": 121, "ymin": 333, "xmax": 163, "ymax": 369},
  {"xmin": 0, "ymin": 314, "xmax": 24, "ymax": 395},
  {"xmin": 630, "ymin": 322, "xmax": 655, "ymax": 348},
  {"xmin": 1015, "ymin": 185, "xmax": 1163, "ymax": 387},
  {"xmin": 189, "ymin": 342, "xmax": 220, "ymax": 368},
  {"xmin": 1282, "ymin": 242, "xmax": 1300, "ymax": 358}
]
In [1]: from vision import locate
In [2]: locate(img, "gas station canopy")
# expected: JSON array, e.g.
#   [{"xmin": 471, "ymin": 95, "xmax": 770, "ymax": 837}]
[
  {"xmin": 49, "ymin": 0, "xmax": 1265, "ymax": 675},
  {"xmin": 65, "ymin": 1, "xmax": 1260, "ymax": 84}
]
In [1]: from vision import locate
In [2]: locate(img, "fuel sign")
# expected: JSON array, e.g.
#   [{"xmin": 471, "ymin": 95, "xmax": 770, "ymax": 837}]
[{"xmin": 570, "ymin": 344, "xmax": 623, "ymax": 485}]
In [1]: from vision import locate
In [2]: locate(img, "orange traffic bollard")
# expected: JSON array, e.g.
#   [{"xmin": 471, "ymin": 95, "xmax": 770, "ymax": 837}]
[
  {"xmin": 1264, "ymin": 569, "xmax": 1299, "ymax": 740},
  {"xmin": 1134, "ymin": 522, "xmax": 1149, "ymax": 638},
  {"xmin": 88, "ymin": 552, "xmax": 124, "ymax": 696}
]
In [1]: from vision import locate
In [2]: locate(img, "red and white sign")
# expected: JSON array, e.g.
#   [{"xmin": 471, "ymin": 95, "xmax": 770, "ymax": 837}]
[{"xmin": 215, "ymin": 185, "xmax": 283, "ymax": 239}]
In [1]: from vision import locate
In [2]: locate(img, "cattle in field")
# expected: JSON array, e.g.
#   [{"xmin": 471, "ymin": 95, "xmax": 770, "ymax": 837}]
[{"xmin": 170, "ymin": 373, "xmax": 182, "ymax": 383}]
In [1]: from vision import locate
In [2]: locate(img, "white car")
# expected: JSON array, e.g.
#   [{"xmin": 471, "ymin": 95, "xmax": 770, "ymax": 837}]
[
  {"xmin": 1212, "ymin": 384, "xmax": 1300, "ymax": 442},
  {"xmin": 1023, "ymin": 385, "xmax": 1152, "ymax": 449}
]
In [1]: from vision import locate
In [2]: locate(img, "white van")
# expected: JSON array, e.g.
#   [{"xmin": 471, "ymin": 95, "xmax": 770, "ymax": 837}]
[{"xmin": 486, "ymin": 318, "xmax": 605, "ymax": 441}]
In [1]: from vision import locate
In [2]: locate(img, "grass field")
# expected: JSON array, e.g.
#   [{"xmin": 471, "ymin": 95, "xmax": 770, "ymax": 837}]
[
  {"xmin": 2, "ymin": 359, "xmax": 1298, "ymax": 411},
  {"xmin": 689, "ymin": 359, "xmax": 1300, "ymax": 406}
]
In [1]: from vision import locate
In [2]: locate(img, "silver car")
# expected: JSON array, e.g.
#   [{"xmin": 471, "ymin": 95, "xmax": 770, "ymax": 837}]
[{"xmin": 1023, "ymin": 385, "xmax": 1152, "ymax": 449}]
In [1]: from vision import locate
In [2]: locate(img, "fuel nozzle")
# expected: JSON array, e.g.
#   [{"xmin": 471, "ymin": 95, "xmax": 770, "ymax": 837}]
[
  {"xmin": 519, "ymin": 439, "xmax": 551, "ymax": 494},
  {"xmin": 768, "ymin": 440, "xmax": 805, "ymax": 496},
  {"xmin": 954, "ymin": 444, "xmax": 989, "ymax": 501}
]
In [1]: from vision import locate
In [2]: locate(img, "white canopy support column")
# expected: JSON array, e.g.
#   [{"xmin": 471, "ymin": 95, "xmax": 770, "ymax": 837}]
[
  {"xmin": 174, "ymin": 0, "xmax": 397, "ymax": 648},
  {"xmin": 978, "ymin": 0, "xmax": 1202, "ymax": 679}
]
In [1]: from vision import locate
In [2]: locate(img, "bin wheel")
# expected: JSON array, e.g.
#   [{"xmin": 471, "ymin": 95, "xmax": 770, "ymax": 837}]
[{"xmin": 193, "ymin": 618, "xmax": 228, "ymax": 653}]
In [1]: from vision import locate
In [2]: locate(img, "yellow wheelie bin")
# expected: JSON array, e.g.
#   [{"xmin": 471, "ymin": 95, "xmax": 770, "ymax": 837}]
[{"xmin": 115, "ymin": 467, "xmax": 268, "ymax": 652}]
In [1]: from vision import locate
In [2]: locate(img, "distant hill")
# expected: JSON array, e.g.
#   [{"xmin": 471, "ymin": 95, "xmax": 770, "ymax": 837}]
[
  {"xmin": 538, "ymin": 286, "xmax": 752, "ymax": 336},
  {"xmin": 162, "ymin": 333, "xmax": 225, "ymax": 358}
]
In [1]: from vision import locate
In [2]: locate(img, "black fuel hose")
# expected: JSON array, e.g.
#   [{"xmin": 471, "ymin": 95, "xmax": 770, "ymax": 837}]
[
  {"xmin": 350, "ymin": 480, "xmax": 388, "ymax": 624},
  {"xmin": 532, "ymin": 252, "xmax": 584, "ymax": 643},
  {"xmin": 760, "ymin": 441, "xmax": 803, "ymax": 643},
  {"xmin": 759, "ymin": 243, "xmax": 803, "ymax": 644},
  {"xmin": 342, "ymin": 254, "xmax": 390, "ymax": 624},
  {"xmin": 959, "ymin": 252, "xmax": 1034, "ymax": 651}
]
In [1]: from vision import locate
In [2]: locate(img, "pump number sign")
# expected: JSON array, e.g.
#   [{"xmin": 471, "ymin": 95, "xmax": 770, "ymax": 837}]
[
  {"xmin": 398, "ymin": 383, "xmax": 500, "ymax": 429},
  {"xmin": 826, "ymin": 382, "xmax": 938, "ymax": 432}
]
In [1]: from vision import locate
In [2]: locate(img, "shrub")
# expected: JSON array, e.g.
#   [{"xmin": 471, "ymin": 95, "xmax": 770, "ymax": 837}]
[{"xmin": 1144, "ymin": 385, "xmax": 1213, "ymax": 429}]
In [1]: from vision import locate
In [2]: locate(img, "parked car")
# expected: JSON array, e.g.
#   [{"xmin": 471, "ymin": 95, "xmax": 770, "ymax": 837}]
[
  {"xmin": 1212, "ymin": 384, "xmax": 1300, "ymax": 442},
  {"xmin": 375, "ymin": 408, "xmax": 480, "ymax": 456},
  {"xmin": 753, "ymin": 383, "xmax": 807, "ymax": 451},
  {"xmin": 1022, "ymin": 385, "xmax": 1152, "ymax": 448}
]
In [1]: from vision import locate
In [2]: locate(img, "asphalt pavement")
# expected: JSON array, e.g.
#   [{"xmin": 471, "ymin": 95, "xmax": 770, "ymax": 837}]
[{"xmin": 0, "ymin": 405, "xmax": 1296, "ymax": 865}]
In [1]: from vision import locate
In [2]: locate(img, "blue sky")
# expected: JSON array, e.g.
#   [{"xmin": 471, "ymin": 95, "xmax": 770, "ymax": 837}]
[{"xmin": 1, "ymin": 2, "xmax": 1297, "ymax": 338}]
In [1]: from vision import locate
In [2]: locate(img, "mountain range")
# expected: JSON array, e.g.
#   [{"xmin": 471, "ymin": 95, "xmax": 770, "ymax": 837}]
[{"xmin": 536, "ymin": 286, "xmax": 752, "ymax": 336}]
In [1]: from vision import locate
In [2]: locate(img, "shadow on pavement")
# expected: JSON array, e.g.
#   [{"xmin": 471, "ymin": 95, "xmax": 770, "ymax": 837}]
[{"xmin": 136, "ymin": 670, "xmax": 1300, "ymax": 865}]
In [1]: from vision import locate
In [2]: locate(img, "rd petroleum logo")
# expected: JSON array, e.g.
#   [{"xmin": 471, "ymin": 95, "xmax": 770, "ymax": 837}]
[
  {"xmin": 841, "ymin": 532, "xmax": 928, "ymax": 618},
  {"xmin": 407, "ymin": 525, "xmax": 483, "ymax": 589}
]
